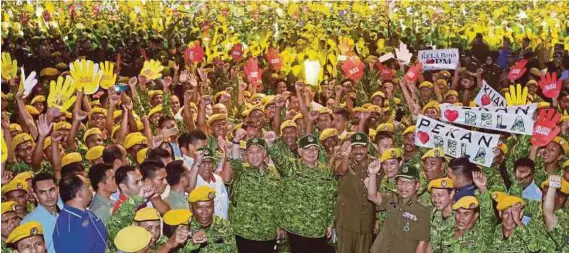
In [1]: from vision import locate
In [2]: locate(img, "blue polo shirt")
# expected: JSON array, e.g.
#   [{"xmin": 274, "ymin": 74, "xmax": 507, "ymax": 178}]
[
  {"xmin": 22, "ymin": 199, "xmax": 63, "ymax": 253},
  {"xmin": 453, "ymin": 184, "xmax": 477, "ymax": 202},
  {"xmin": 53, "ymin": 204, "xmax": 107, "ymax": 253}
]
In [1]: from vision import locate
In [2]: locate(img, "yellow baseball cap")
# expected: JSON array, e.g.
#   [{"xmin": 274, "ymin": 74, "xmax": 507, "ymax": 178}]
[
  {"xmin": 114, "ymin": 226, "xmax": 152, "ymax": 253},
  {"xmin": 188, "ymin": 186, "xmax": 216, "ymax": 203},
  {"xmin": 207, "ymin": 113, "xmax": 228, "ymax": 126},
  {"xmin": 280, "ymin": 120, "xmax": 297, "ymax": 132},
  {"xmin": 402, "ymin": 126, "xmax": 416, "ymax": 136},
  {"xmin": 380, "ymin": 148, "xmax": 402, "ymax": 162},
  {"xmin": 13, "ymin": 171, "xmax": 34, "ymax": 182},
  {"xmin": 43, "ymin": 137, "xmax": 53, "ymax": 151},
  {"xmin": 353, "ymin": 107, "xmax": 366, "ymax": 113},
  {"xmin": 452, "ymin": 196, "xmax": 479, "ymax": 210},
  {"xmin": 124, "ymin": 133, "xmax": 148, "ymax": 150},
  {"xmin": 1, "ymin": 201, "xmax": 19, "ymax": 215},
  {"xmin": 371, "ymin": 91, "xmax": 386, "ymax": 100},
  {"xmin": 376, "ymin": 123, "xmax": 394, "ymax": 133},
  {"xmin": 319, "ymin": 128, "xmax": 339, "ymax": 142},
  {"xmin": 541, "ymin": 178, "xmax": 569, "ymax": 195},
  {"xmin": 148, "ymin": 90, "xmax": 164, "ymax": 99},
  {"xmin": 54, "ymin": 122, "xmax": 71, "ymax": 132},
  {"xmin": 496, "ymin": 195, "xmax": 526, "ymax": 211},
  {"xmin": 552, "ymin": 137, "xmax": 569, "ymax": 155},
  {"xmin": 9, "ymin": 124, "xmax": 22, "ymax": 133},
  {"xmin": 83, "ymin": 128, "xmax": 103, "ymax": 143},
  {"xmin": 292, "ymin": 113, "xmax": 303, "ymax": 122},
  {"xmin": 427, "ymin": 177, "xmax": 454, "ymax": 192},
  {"xmin": 12, "ymin": 133, "xmax": 34, "ymax": 150},
  {"xmin": 422, "ymin": 100, "xmax": 441, "ymax": 113},
  {"xmin": 134, "ymin": 208, "xmax": 161, "ymax": 222},
  {"xmin": 444, "ymin": 90, "xmax": 458, "ymax": 99},
  {"xmin": 40, "ymin": 67, "xmax": 58, "ymax": 77},
  {"xmin": 6, "ymin": 221, "xmax": 43, "ymax": 244},
  {"xmin": 2, "ymin": 179, "xmax": 28, "ymax": 195},
  {"xmin": 419, "ymin": 81, "xmax": 434, "ymax": 89},
  {"xmin": 30, "ymin": 95, "xmax": 46, "ymax": 105},
  {"xmin": 163, "ymin": 209, "xmax": 192, "ymax": 226},
  {"xmin": 318, "ymin": 107, "xmax": 333, "ymax": 116},
  {"xmin": 61, "ymin": 152, "xmax": 82, "ymax": 167},
  {"xmin": 242, "ymin": 105, "xmax": 263, "ymax": 118},
  {"xmin": 492, "ymin": 191, "xmax": 508, "ymax": 203},
  {"xmin": 136, "ymin": 148, "xmax": 148, "ymax": 164},
  {"xmin": 214, "ymin": 91, "xmax": 229, "ymax": 102},
  {"xmin": 88, "ymin": 108, "xmax": 108, "ymax": 120},
  {"xmin": 147, "ymin": 106, "xmax": 163, "ymax": 118},
  {"xmin": 25, "ymin": 105, "xmax": 39, "ymax": 115},
  {"xmin": 421, "ymin": 147, "xmax": 445, "ymax": 160},
  {"xmin": 85, "ymin": 146, "xmax": 105, "ymax": 161},
  {"xmin": 113, "ymin": 110, "xmax": 123, "ymax": 120},
  {"xmin": 498, "ymin": 143, "xmax": 508, "ymax": 155}
]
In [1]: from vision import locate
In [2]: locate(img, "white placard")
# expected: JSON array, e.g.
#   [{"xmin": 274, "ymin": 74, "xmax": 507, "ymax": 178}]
[
  {"xmin": 415, "ymin": 115, "xmax": 500, "ymax": 167},
  {"xmin": 474, "ymin": 81, "xmax": 506, "ymax": 107},
  {"xmin": 418, "ymin": 48, "xmax": 459, "ymax": 71},
  {"xmin": 439, "ymin": 103, "xmax": 537, "ymax": 135}
]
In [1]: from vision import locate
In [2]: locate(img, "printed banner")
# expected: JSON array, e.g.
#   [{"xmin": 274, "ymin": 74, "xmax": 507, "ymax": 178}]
[
  {"xmin": 415, "ymin": 115, "xmax": 500, "ymax": 167},
  {"xmin": 439, "ymin": 103, "xmax": 537, "ymax": 135},
  {"xmin": 474, "ymin": 81, "xmax": 507, "ymax": 107},
  {"xmin": 418, "ymin": 48, "xmax": 459, "ymax": 71}
]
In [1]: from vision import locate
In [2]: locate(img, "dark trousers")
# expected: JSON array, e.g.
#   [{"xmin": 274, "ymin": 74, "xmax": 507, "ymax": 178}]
[
  {"xmin": 236, "ymin": 235, "xmax": 276, "ymax": 253},
  {"xmin": 287, "ymin": 232, "xmax": 334, "ymax": 253}
]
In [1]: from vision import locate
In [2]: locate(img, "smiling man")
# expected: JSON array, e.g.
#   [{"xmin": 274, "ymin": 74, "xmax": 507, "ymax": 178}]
[
  {"xmin": 427, "ymin": 177, "xmax": 455, "ymax": 252},
  {"xmin": 188, "ymin": 147, "xmax": 229, "ymax": 219}
]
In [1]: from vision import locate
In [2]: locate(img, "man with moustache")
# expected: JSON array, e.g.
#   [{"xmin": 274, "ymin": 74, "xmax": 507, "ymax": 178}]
[
  {"xmin": 335, "ymin": 133, "xmax": 376, "ymax": 253},
  {"xmin": 426, "ymin": 177, "xmax": 455, "ymax": 252},
  {"xmin": 417, "ymin": 148, "xmax": 446, "ymax": 206},
  {"xmin": 274, "ymin": 120, "xmax": 299, "ymax": 157},
  {"xmin": 402, "ymin": 126, "xmax": 420, "ymax": 162},
  {"xmin": 188, "ymin": 147, "xmax": 229, "ymax": 219}
]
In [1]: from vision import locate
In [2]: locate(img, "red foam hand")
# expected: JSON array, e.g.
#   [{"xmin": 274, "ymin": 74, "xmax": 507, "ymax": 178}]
[
  {"xmin": 538, "ymin": 72, "xmax": 562, "ymax": 99},
  {"xmin": 531, "ymin": 108, "xmax": 561, "ymax": 147},
  {"xmin": 185, "ymin": 43, "xmax": 205, "ymax": 64},
  {"xmin": 231, "ymin": 43, "xmax": 243, "ymax": 62},
  {"xmin": 508, "ymin": 59, "xmax": 527, "ymax": 81},
  {"xmin": 244, "ymin": 58, "xmax": 261, "ymax": 85},
  {"xmin": 404, "ymin": 63, "xmax": 423, "ymax": 83},
  {"xmin": 376, "ymin": 63, "xmax": 393, "ymax": 81},
  {"xmin": 341, "ymin": 58, "xmax": 364, "ymax": 81},
  {"xmin": 265, "ymin": 48, "xmax": 282, "ymax": 70}
]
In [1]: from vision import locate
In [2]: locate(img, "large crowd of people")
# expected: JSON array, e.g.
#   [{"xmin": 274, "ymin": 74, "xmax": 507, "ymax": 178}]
[{"xmin": 1, "ymin": 1, "xmax": 569, "ymax": 253}]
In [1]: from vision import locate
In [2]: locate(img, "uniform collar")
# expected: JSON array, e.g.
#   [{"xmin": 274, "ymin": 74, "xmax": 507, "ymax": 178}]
[
  {"xmin": 398, "ymin": 194, "xmax": 418, "ymax": 206},
  {"xmin": 62, "ymin": 204, "xmax": 87, "ymax": 218}
]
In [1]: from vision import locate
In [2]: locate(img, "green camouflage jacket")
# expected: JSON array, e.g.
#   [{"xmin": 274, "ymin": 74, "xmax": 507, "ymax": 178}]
[
  {"xmin": 489, "ymin": 223, "xmax": 556, "ymax": 253},
  {"xmin": 1, "ymin": 241, "xmax": 12, "ymax": 253},
  {"xmin": 189, "ymin": 216, "xmax": 237, "ymax": 253},
  {"xmin": 268, "ymin": 145, "xmax": 337, "ymax": 238},
  {"xmin": 483, "ymin": 166, "xmax": 507, "ymax": 193},
  {"xmin": 430, "ymin": 210, "xmax": 455, "ymax": 252},
  {"xmin": 106, "ymin": 195, "xmax": 145, "ymax": 252},
  {"xmin": 228, "ymin": 159, "xmax": 281, "ymax": 241}
]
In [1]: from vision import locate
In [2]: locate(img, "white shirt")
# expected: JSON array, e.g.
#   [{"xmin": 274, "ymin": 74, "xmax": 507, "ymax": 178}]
[{"xmin": 196, "ymin": 174, "xmax": 229, "ymax": 219}]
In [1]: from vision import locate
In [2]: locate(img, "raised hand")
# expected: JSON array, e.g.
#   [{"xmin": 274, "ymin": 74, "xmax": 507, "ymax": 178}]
[
  {"xmin": 48, "ymin": 107, "xmax": 61, "ymax": 119},
  {"xmin": 1, "ymin": 170, "xmax": 13, "ymax": 185},
  {"xmin": 167, "ymin": 226, "xmax": 189, "ymax": 249},
  {"xmin": 128, "ymin": 76, "xmax": 138, "ymax": 88},
  {"xmin": 264, "ymin": 131, "xmax": 277, "ymax": 144},
  {"xmin": 340, "ymin": 140, "xmax": 352, "ymax": 157},
  {"xmin": 48, "ymin": 76, "xmax": 77, "ymax": 111},
  {"xmin": 197, "ymin": 67, "xmax": 208, "ymax": 82},
  {"xmin": 367, "ymin": 160, "xmax": 381, "ymax": 175},
  {"xmin": 505, "ymin": 83, "xmax": 528, "ymax": 106},
  {"xmin": 395, "ymin": 42, "xmax": 412, "ymax": 64},
  {"xmin": 547, "ymin": 175, "xmax": 562, "ymax": 189},
  {"xmin": 234, "ymin": 128, "xmax": 246, "ymax": 142},
  {"xmin": 151, "ymin": 134, "xmax": 165, "ymax": 149},
  {"xmin": 109, "ymin": 92, "xmax": 121, "ymax": 106},
  {"xmin": 238, "ymin": 82, "xmax": 248, "ymax": 92},
  {"xmin": 275, "ymin": 95, "xmax": 286, "ymax": 108},
  {"xmin": 217, "ymin": 136, "xmax": 231, "ymax": 153},
  {"xmin": 179, "ymin": 70, "xmax": 189, "ymax": 83},
  {"xmin": 19, "ymin": 67, "xmax": 38, "ymax": 97},
  {"xmin": 163, "ymin": 76, "xmax": 173, "ymax": 89},
  {"xmin": 1, "ymin": 52, "xmax": 18, "ymax": 80},
  {"xmin": 472, "ymin": 171, "xmax": 488, "ymax": 193},
  {"xmin": 531, "ymin": 109, "xmax": 561, "ymax": 147},
  {"xmin": 538, "ymin": 72, "xmax": 562, "ymax": 99},
  {"xmin": 138, "ymin": 184, "xmax": 155, "ymax": 199},
  {"xmin": 188, "ymin": 73, "xmax": 198, "ymax": 87},
  {"xmin": 99, "ymin": 61, "xmax": 117, "ymax": 89},
  {"xmin": 307, "ymin": 111, "xmax": 320, "ymax": 122},
  {"xmin": 37, "ymin": 114, "xmax": 53, "ymax": 137},
  {"xmin": 508, "ymin": 59, "xmax": 528, "ymax": 81},
  {"xmin": 201, "ymin": 95, "xmax": 213, "ymax": 107},
  {"xmin": 124, "ymin": 96, "xmax": 134, "ymax": 111},
  {"xmin": 139, "ymin": 60, "xmax": 164, "ymax": 80}
]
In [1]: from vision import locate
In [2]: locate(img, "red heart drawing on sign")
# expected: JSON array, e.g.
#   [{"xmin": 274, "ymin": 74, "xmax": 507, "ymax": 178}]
[
  {"xmin": 444, "ymin": 110, "xmax": 459, "ymax": 122},
  {"xmin": 481, "ymin": 94, "xmax": 491, "ymax": 106},
  {"xmin": 426, "ymin": 59, "xmax": 435, "ymax": 64},
  {"xmin": 417, "ymin": 131, "xmax": 430, "ymax": 144}
]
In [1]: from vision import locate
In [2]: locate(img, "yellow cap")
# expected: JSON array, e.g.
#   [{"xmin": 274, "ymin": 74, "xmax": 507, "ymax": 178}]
[
  {"xmin": 148, "ymin": 90, "xmax": 164, "ymax": 99},
  {"xmin": 30, "ymin": 95, "xmax": 46, "ymax": 105},
  {"xmin": 560, "ymin": 111, "xmax": 569, "ymax": 123},
  {"xmin": 362, "ymin": 103, "xmax": 372, "ymax": 109},
  {"xmin": 85, "ymin": 146, "xmax": 105, "ymax": 161},
  {"xmin": 439, "ymin": 70, "xmax": 451, "ymax": 77},
  {"xmin": 526, "ymin": 80, "xmax": 538, "ymax": 87},
  {"xmin": 90, "ymin": 100, "xmax": 102, "ymax": 107},
  {"xmin": 54, "ymin": 121, "xmax": 71, "ymax": 132},
  {"xmin": 25, "ymin": 105, "xmax": 39, "ymax": 115},
  {"xmin": 380, "ymin": 148, "xmax": 402, "ymax": 162},
  {"xmin": 367, "ymin": 105, "xmax": 382, "ymax": 114},
  {"xmin": 207, "ymin": 113, "xmax": 228, "ymax": 126},
  {"xmin": 63, "ymin": 111, "xmax": 72, "ymax": 119},
  {"xmin": 292, "ymin": 113, "xmax": 304, "ymax": 122},
  {"xmin": 371, "ymin": 91, "xmax": 386, "ymax": 100},
  {"xmin": 163, "ymin": 209, "xmax": 192, "ymax": 225},
  {"xmin": 428, "ymin": 177, "xmax": 454, "ymax": 192},
  {"xmin": 188, "ymin": 186, "xmax": 216, "ymax": 203},
  {"xmin": 88, "ymin": 108, "xmax": 108, "ymax": 120},
  {"xmin": 444, "ymin": 90, "xmax": 458, "ymax": 99},
  {"xmin": 13, "ymin": 171, "xmax": 34, "ymax": 182},
  {"xmin": 114, "ymin": 226, "xmax": 152, "ymax": 253},
  {"xmin": 40, "ymin": 67, "xmax": 58, "ymax": 77},
  {"xmin": 422, "ymin": 147, "xmax": 445, "ymax": 160},
  {"xmin": 419, "ymin": 81, "xmax": 434, "ymax": 89},
  {"xmin": 111, "ymin": 125, "xmax": 121, "ymax": 139},
  {"xmin": 43, "ymin": 137, "xmax": 52, "ymax": 151},
  {"xmin": 376, "ymin": 123, "xmax": 394, "ymax": 133},
  {"xmin": 317, "ymin": 107, "xmax": 333, "ymax": 116},
  {"xmin": 403, "ymin": 126, "xmax": 416, "ymax": 135},
  {"xmin": 452, "ymin": 196, "xmax": 479, "ymax": 210},
  {"xmin": 9, "ymin": 124, "xmax": 22, "ymax": 133},
  {"xmin": 280, "ymin": 120, "xmax": 297, "ymax": 132},
  {"xmin": 2, "ymin": 179, "xmax": 28, "ymax": 195},
  {"xmin": 353, "ymin": 107, "xmax": 366, "ymax": 113},
  {"xmin": 6, "ymin": 221, "xmax": 43, "ymax": 244},
  {"xmin": 492, "ymin": 191, "xmax": 509, "ymax": 203},
  {"xmin": 83, "ymin": 128, "xmax": 103, "ymax": 143},
  {"xmin": 12, "ymin": 133, "xmax": 34, "ymax": 150},
  {"xmin": 250, "ymin": 93, "xmax": 266, "ymax": 102},
  {"xmin": 319, "ymin": 128, "xmax": 339, "ymax": 142},
  {"xmin": 498, "ymin": 143, "xmax": 508, "ymax": 155},
  {"xmin": 436, "ymin": 79, "xmax": 448, "ymax": 87},
  {"xmin": 541, "ymin": 178, "xmax": 569, "ymax": 195},
  {"xmin": 529, "ymin": 68, "xmax": 541, "ymax": 77},
  {"xmin": 124, "ymin": 133, "xmax": 148, "ymax": 150},
  {"xmin": 118, "ymin": 76, "xmax": 129, "ymax": 83},
  {"xmin": 214, "ymin": 91, "xmax": 229, "ymax": 102},
  {"xmin": 1, "ymin": 201, "xmax": 18, "ymax": 215},
  {"xmin": 537, "ymin": 102, "xmax": 551, "ymax": 109},
  {"xmin": 422, "ymin": 100, "xmax": 440, "ymax": 113},
  {"xmin": 148, "ymin": 106, "xmax": 163, "ymax": 118},
  {"xmin": 496, "ymin": 195, "xmax": 526, "ymax": 211},
  {"xmin": 552, "ymin": 137, "xmax": 569, "ymax": 155},
  {"xmin": 136, "ymin": 148, "xmax": 148, "ymax": 164},
  {"xmin": 113, "ymin": 110, "xmax": 123, "ymax": 120},
  {"xmin": 134, "ymin": 208, "xmax": 161, "ymax": 222},
  {"xmin": 242, "ymin": 105, "xmax": 263, "ymax": 118},
  {"xmin": 62, "ymin": 152, "xmax": 82, "ymax": 167}
]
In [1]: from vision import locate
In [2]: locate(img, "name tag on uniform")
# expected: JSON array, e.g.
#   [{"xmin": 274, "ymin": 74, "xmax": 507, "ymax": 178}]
[{"xmin": 402, "ymin": 212, "xmax": 418, "ymax": 221}]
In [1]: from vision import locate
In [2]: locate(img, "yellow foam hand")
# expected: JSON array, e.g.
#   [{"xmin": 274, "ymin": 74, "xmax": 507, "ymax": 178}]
[
  {"xmin": 69, "ymin": 59, "xmax": 102, "ymax": 95},
  {"xmin": 140, "ymin": 60, "xmax": 164, "ymax": 80},
  {"xmin": 1, "ymin": 52, "xmax": 18, "ymax": 80},
  {"xmin": 99, "ymin": 61, "xmax": 117, "ymax": 89},
  {"xmin": 48, "ymin": 76, "xmax": 76, "ymax": 112},
  {"xmin": 1, "ymin": 133, "xmax": 7, "ymax": 163},
  {"xmin": 505, "ymin": 83, "xmax": 529, "ymax": 106}
]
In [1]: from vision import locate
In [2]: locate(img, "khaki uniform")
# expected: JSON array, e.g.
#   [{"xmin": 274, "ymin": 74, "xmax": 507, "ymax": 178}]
[
  {"xmin": 335, "ymin": 159, "xmax": 376, "ymax": 253},
  {"xmin": 370, "ymin": 193, "xmax": 430, "ymax": 253}
]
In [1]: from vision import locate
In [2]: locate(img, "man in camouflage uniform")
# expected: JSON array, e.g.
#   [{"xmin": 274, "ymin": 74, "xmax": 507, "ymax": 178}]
[
  {"xmin": 417, "ymin": 148, "xmax": 446, "ymax": 206},
  {"xmin": 427, "ymin": 177, "xmax": 455, "ymax": 252},
  {"xmin": 266, "ymin": 133, "xmax": 336, "ymax": 253},
  {"xmin": 225, "ymin": 132, "xmax": 281, "ymax": 253},
  {"xmin": 334, "ymin": 132, "xmax": 376, "ymax": 253}
]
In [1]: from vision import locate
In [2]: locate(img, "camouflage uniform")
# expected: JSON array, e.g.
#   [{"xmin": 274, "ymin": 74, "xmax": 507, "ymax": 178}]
[
  {"xmin": 429, "ymin": 210, "xmax": 455, "ymax": 252},
  {"xmin": 189, "ymin": 216, "xmax": 237, "ymax": 253},
  {"xmin": 106, "ymin": 195, "xmax": 145, "ymax": 252}
]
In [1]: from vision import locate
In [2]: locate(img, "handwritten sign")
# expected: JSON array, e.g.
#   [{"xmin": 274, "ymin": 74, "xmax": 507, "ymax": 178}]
[
  {"xmin": 474, "ymin": 81, "xmax": 506, "ymax": 107},
  {"xmin": 418, "ymin": 48, "xmax": 459, "ymax": 71},
  {"xmin": 415, "ymin": 115, "xmax": 500, "ymax": 167},
  {"xmin": 439, "ymin": 103, "xmax": 537, "ymax": 135}
]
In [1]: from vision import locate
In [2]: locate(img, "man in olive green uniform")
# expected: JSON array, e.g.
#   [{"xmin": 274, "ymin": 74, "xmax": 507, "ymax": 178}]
[
  {"xmin": 266, "ymin": 133, "xmax": 336, "ymax": 253},
  {"xmin": 189, "ymin": 186, "xmax": 237, "ymax": 252},
  {"xmin": 225, "ymin": 135, "xmax": 281, "ymax": 252},
  {"xmin": 417, "ymin": 148, "xmax": 446, "ymax": 206},
  {"xmin": 366, "ymin": 163, "xmax": 431, "ymax": 253},
  {"xmin": 334, "ymin": 132, "xmax": 376, "ymax": 253},
  {"xmin": 427, "ymin": 177, "xmax": 455, "ymax": 252}
]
